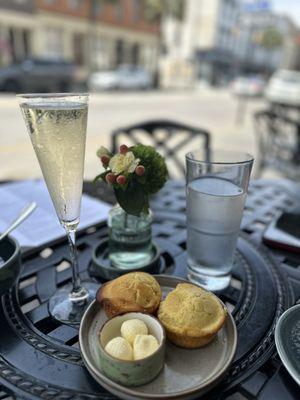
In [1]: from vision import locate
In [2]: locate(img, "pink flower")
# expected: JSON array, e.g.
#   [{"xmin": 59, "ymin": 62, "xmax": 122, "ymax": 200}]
[
  {"xmin": 116, "ymin": 175, "xmax": 126, "ymax": 185},
  {"xmin": 119, "ymin": 144, "xmax": 128, "ymax": 154},
  {"xmin": 106, "ymin": 173, "xmax": 116, "ymax": 184},
  {"xmin": 135, "ymin": 165, "xmax": 145, "ymax": 176}
]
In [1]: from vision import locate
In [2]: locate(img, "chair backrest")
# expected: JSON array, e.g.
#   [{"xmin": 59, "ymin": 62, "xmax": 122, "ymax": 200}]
[
  {"xmin": 111, "ymin": 119, "xmax": 211, "ymax": 178},
  {"xmin": 254, "ymin": 109, "xmax": 300, "ymax": 178}
]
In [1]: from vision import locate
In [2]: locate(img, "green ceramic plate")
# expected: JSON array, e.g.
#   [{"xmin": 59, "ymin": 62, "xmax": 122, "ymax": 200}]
[
  {"xmin": 275, "ymin": 304, "xmax": 300, "ymax": 386},
  {"xmin": 79, "ymin": 275, "xmax": 237, "ymax": 400}
]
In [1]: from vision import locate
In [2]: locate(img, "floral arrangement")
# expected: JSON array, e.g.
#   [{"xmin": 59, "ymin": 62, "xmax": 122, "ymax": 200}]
[{"xmin": 95, "ymin": 144, "xmax": 168, "ymax": 216}]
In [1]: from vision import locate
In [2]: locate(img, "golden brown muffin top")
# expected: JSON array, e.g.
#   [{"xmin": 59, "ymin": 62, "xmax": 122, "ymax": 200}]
[
  {"xmin": 98, "ymin": 272, "xmax": 162, "ymax": 315},
  {"xmin": 158, "ymin": 283, "xmax": 226, "ymax": 337},
  {"xmin": 115, "ymin": 272, "xmax": 161, "ymax": 309}
]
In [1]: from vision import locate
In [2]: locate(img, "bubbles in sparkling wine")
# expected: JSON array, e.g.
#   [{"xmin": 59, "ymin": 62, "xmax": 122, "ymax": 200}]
[{"xmin": 20, "ymin": 101, "xmax": 88, "ymax": 227}]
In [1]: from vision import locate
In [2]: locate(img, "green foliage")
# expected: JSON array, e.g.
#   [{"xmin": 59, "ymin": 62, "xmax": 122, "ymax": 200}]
[
  {"xmin": 115, "ymin": 182, "xmax": 149, "ymax": 217},
  {"xmin": 131, "ymin": 144, "xmax": 168, "ymax": 195},
  {"xmin": 144, "ymin": 0, "xmax": 185, "ymax": 21},
  {"xmin": 260, "ymin": 28, "xmax": 283, "ymax": 50},
  {"xmin": 93, "ymin": 171, "xmax": 107, "ymax": 183}
]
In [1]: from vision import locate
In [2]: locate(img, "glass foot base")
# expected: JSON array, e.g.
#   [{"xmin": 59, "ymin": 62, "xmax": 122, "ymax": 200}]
[
  {"xmin": 187, "ymin": 269, "xmax": 231, "ymax": 291},
  {"xmin": 48, "ymin": 282, "xmax": 99, "ymax": 325}
]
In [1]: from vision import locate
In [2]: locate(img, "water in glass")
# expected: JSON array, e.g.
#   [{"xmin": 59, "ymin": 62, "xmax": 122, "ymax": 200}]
[{"xmin": 187, "ymin": 176, "xmax": 246, "ymax": 289}]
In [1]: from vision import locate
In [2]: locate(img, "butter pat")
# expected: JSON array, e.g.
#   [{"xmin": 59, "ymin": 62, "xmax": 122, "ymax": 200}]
[
  {"xmin": 121, "ymin": 319, "xmax": 148, "ymax": 345},
  {"xmin": 133, "ymin": 334, "xmax": 159, "ymax": 360},
  {"xmin": 105, "ymin": 337, "xmax": 133, "ymax": 361}
]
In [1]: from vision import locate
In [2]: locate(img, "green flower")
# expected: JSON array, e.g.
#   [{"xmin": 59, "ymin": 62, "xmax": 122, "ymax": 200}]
[
  {"xmin": 131, "ymin": 144, "xmax": 168, "ymax": 195},
  {"xmin": 96, "ymin": 146, "xmax": 111, "ymax": 158}
]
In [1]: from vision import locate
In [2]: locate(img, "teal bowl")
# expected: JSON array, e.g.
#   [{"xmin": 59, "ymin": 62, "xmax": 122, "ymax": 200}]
[
  {"xmin": 0, "ymin": 236, "xmax": 21, "ymax": 295},
  {"xmin": 98, "ymin": 312, "xmax": 166, "ymax": 387}
]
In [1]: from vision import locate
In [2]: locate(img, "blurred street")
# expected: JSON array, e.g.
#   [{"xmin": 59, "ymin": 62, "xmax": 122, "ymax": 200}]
[
  {"xmin": 0, "ymin": 88, "xmax": 265, "ymax": 180},
  {"xmin": 0, "ymin": 0, "xmax": 299, "ymax": 182}
]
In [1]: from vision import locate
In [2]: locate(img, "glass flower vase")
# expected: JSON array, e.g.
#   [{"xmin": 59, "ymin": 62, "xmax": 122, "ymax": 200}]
[{"xmin": 108, "ymin": 205, "xmax": 153, "ymax": 269}]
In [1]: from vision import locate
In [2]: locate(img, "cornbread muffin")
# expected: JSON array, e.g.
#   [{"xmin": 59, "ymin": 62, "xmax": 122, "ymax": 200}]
[
  {"xmin": 97, "ymin": 272, "xmax": 162, "ymax": 317},
  {"xmin": 158, "ymin": 283, "xmax": 227, "ymax": 348}
]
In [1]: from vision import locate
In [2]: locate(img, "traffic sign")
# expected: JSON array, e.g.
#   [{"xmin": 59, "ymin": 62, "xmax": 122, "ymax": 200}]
[{"xmin": 243, "ymin": 0, "xmax": 271, "ymax": 13}]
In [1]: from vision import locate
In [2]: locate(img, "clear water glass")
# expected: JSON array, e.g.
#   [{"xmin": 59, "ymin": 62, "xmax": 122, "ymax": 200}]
[
  {"xmin": 18, "ymin": 93, "xmax": 98, "ymax": 325},
  {"xmin": 185, "ymin": 150, "xmax": 253, "ymax": 291}
]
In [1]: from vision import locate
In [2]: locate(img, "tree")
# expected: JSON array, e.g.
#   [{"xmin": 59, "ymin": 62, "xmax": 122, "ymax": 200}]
[
  {"xmin": 101, "ymin": 0, "xmax": 185, "ymax": 22},
  {"xmin": 143, "ymin": 0, "xmax": 185, "ymax": 22},
  {"xmin": 260, "ymin": 27, "xmax": 283, "ymax": 50}
]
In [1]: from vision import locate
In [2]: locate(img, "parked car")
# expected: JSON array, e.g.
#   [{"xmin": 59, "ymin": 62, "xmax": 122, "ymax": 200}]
[
  {"xmin": 88, "ymin": 65, "xmax": 153, "ymax": 91},
  {"xmin": 231, "ymin": 75, "xmax": 266, "ymax": 97},
  {"xmin": 265, "ymin": 69, "xmax": 300, "ymax": 105},
  {"xmin": 0, "ymin": 58, "xmax": 81, "ymax": 93}
]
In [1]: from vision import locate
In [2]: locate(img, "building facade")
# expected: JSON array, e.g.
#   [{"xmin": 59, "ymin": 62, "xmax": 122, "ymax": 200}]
[
  {"xmin": 235, "ymin": 11, "xmax": 300, "ymax": 74},
  {"xmin": 0, "ymin": 0, "xmax": 160, "ymax": 77},
  {"xmin": 193, "ymin": 0, "xmax": 240, "ymax": 85},
  {"xmin": 0, "ymin": 0, "xmax": 35, "ymax": 66},
  {"xmin": 160, "ymin": 0, "xmax": 300, "ymax": 88},
  {"xmin": 160, "ymin": 0, "xmax": 240, "ymax": 87}
]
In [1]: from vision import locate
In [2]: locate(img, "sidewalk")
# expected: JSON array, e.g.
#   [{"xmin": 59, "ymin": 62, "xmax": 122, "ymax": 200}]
[{"xmin": 0, "ymin": 89, "xmax": 265, "ymax": 180}]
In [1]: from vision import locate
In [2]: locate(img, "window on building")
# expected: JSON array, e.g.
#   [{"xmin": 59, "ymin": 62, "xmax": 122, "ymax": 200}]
[
  {"xmin": 44, "ymin": 28, "xmax": 63, "ymax": 59},
  {"xmin": 115, "ymin": 39, "xmax": 125, "ymax": 66},
  {"xmin": 131, "ymin": 43, "xmax": 140, "ymax": 65},
  {"xmin": 132, "ymin": 0, "xmax": 142, "ymax": 21},
  {"xmin": 73, "ymin": 33, "xmax": 85, "ymax": 65},
  {"xmin": 68, "ymin": 0, "xmax": 82, "ymax": 10},
  {"xmin": 93, "ymin": 0, "xmax": 103, "ymax": 16},
  {"xmin": 114, "ymin": 0, "xmax": 124, "ymax": 21},
  {"xmin": 23, "ymin": 30, "xmax": 31, "ymax": 57},
  {"xmin": 8, "ymin": 28, "xmax": 17, "ymax": 62}
]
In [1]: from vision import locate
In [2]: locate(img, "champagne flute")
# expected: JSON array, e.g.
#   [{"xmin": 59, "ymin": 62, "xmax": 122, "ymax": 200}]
[{"xmin": 18, "ymin": 93, "xmax": 98, "ymax": 325}]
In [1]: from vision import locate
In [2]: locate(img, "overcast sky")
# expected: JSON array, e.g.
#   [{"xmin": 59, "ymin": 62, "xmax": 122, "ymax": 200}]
[{"xmin": 272, "ymin": 0, "xmax": 300, "ymax": 26}]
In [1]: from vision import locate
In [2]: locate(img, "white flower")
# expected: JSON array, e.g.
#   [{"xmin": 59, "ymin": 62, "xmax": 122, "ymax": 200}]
[
  {"xmin": 97, "ymin": 146, "xmax": 110, "ymax": 158},
  {"xmin": 109, "ymin": 151, "xmax": 140, "ymax": 175}
]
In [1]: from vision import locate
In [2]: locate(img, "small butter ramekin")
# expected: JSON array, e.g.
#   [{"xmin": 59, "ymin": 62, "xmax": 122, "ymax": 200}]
[{"xmin": 98, "ymin": 312, "xmax": 165, "ymax": 387}]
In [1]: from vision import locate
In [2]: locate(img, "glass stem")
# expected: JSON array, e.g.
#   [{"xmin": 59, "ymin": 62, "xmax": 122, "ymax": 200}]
[{"xmin": 66, "ymin": 229, "xmax": 81, "ymax": 294}]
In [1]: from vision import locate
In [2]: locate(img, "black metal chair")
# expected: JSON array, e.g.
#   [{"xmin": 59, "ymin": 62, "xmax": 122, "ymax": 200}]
[
  {"xmin": 111, "ymin": 119, "xmax": 211, "ymax": 178},
  {"xmin": 254, "ymin": 109, "xmax": 300, "ymax": 179}
]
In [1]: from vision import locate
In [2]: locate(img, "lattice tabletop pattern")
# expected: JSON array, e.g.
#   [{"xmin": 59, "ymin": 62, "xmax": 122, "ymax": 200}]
[{"xmin": 0, "ymin": 179, "xmax": 300, "ymax": 400}]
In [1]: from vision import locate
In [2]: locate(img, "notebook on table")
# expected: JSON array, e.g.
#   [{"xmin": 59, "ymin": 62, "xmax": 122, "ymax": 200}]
[{"xmin": 0, "ymin": 180, "xmax": 111, "ymax": 248}]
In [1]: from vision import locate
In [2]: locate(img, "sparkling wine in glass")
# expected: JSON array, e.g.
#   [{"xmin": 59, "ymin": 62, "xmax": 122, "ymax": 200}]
[{"xmin": 18, "ymin": 93, "xmax": 98, "ymax": 325}]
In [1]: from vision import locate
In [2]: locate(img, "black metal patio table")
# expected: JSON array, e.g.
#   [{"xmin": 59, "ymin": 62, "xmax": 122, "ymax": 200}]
[{"xmin": 0, "ymin": 179, "xmax": 300, "ymax": 400}]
